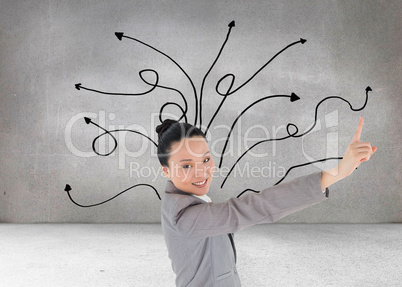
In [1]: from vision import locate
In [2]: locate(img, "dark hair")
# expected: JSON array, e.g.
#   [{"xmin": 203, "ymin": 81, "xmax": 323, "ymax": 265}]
[{"xmin": 156, "ymin": 119, "xmax": 206, "ymax": 167}]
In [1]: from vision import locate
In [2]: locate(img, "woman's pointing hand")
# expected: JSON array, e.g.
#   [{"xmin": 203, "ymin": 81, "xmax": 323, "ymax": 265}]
[{"xmin": 338, "ymin": 117, "xmax": 377, "ymax": 179}]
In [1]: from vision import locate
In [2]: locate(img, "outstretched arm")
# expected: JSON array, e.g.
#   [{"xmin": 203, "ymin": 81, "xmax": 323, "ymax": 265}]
[{"xmin": 321, "ymin": 116, "xmax": 377, "ymax": 190}]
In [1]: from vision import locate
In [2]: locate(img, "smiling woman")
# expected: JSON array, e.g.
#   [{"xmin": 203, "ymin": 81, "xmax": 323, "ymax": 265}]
[
  {"xmin": 156, "ymin": 118, "xmax": 376, "ymax": 287},
  {"xmin": 162, "ymin": 137, "xmax": 215, "ymax": 196},
  {"xmin": 156, "ymin": 119, "xmax": 214, "ymax": 196}
]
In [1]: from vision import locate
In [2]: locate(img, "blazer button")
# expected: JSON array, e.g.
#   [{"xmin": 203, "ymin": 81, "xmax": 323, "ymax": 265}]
[{"xmin": 234, "ymin": 267, "xmax": 237, "ymax": 273}]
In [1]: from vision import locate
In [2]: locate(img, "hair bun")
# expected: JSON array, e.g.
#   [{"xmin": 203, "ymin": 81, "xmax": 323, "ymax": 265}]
[{"xmin": 156, "ymin": 119, "xmax": 178, "ymax": 139}]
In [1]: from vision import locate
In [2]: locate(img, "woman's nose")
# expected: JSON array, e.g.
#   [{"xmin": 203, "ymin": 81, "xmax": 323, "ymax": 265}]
[{"xmin": 194, "ymin": 163, "xmax": 208, "ymax": 178}]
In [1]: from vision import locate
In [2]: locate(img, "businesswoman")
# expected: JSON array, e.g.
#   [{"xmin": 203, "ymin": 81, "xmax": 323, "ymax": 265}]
[{"xmin": 157, "ymin": 117, "xmax": 376, "ymax": 286}]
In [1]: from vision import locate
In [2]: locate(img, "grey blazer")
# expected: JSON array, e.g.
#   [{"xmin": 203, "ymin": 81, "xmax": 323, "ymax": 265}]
[{"xmin": 161, "ymin": 171, "xmax": 329, "ymax": 286}]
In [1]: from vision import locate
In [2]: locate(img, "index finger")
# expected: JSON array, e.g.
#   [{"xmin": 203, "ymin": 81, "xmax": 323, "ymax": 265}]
[{"xmin": 352, "ymin": 117, "xmax": 363, "ymax": 143}]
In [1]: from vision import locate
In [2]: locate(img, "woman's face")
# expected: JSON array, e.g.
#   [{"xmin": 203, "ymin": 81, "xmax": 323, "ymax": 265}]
[{"xmin": 162, "ymin": 136, "xmax": 215, "ymax": 196}]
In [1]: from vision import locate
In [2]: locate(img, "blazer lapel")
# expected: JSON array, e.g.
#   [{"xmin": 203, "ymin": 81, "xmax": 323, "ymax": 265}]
[{"xmin": 228, "ymin": 233, "xmax": 237, "ymax": 263}]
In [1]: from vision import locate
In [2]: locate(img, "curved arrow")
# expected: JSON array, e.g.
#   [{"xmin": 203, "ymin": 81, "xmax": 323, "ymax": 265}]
[
  {"xmin": 286, "ymin": 86, "xmax": 372, "ymax": 138},
  {"xmin": 76, "ymin": 82, "xmax": 157, "ymax": 96},
  {"xmin": 206, "ymin": 38, "xmax": 306, "ymax": 133},
  {"xmin": 115, "ymin": 32, "xmax": 199, "ymax": 126},
  {"xmin": 273, "ymin": 157, "xmax": 342, "ymax": 186},
  {"xmin": 218, "ymin": 93, "xmax": 300, "ymax": 168},
  {"xmin": 219, "ymin": 38, "xmax": 306, "ymax": 97},
  {"xmin": 199, "ymin": 20, "xmax": 235, "ymax": 130},
  {"xmin": 76, "ymin": 68, "xmax": 188, "ymax": 122},
  {"xmin": 64, "ymin": 183, "xmax": 161, "ymax": 208},
  {"xmin": 221, "ymin": 87, "xmax": 372, "ymax": 188},
  {"xmin": 220, "ymin": 123, "xmax": 299, "ymax": 188},
  {"xmin": 84, "ymin": 117, "xmax": 157, "ymax": 157},
  {"xmin": 75, "ymin": 68, "xmax": 159, "ymax": 95},
  {"xmin": 235, "ymin": 157, "xmax": 342, "ymax": 198}
]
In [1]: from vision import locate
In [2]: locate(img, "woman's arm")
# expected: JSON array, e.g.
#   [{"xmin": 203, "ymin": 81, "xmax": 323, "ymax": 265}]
[
  {"xmin": 167, "ymin": 172, "xmax": 326, "ymax": 238},
  {"xmin": 321, "ymin": 117, "xmax": 377, "ymax": 190}
]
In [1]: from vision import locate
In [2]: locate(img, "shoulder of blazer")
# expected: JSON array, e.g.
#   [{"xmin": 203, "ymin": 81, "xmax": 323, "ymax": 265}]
[
  {"xmin": 163, "ymin": 180, "xmax": 206, "ymax": 214},
  {"xmin": 165, "ymin": 180, "xmax": 190, "ymax": 196},
  {"xmin": 164, "ymin": 180, "xmax": 210, "ymax": 203}
]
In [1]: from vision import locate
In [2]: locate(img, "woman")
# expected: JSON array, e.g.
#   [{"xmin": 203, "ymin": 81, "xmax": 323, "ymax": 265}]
[{"xmin": 157, "ymin": 117, "xmax": 376, "ymax": 286}]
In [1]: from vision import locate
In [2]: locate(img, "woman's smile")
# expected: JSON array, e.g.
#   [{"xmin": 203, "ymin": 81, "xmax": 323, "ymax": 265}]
[{"xmin": 192, "ymin": 178, "xmax": 208, "ymax": 187}]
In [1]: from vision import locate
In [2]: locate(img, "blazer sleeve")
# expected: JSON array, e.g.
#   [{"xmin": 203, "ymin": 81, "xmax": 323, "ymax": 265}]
[{"xmin": 170, "ymin": 171, "xmax": 328, "ymax": 238}]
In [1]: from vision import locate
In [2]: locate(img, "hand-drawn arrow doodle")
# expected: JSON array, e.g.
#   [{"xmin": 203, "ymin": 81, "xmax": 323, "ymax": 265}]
[
  {"xmin": 204, "ymin": 38, "xmax": 307, "ymax": 135},
  {"xmin": 84, "ymin": 117, "xmax": 157, "ymax": 156},
  {"xmin": 64, "ymin": 183, "xmax": 161, "ymax": 208},
  {"xmin": 236, "ymin": 157, "xmax": 342, "ymax": 198},
  {"xmin": 65, "ymin": 20, "xmax": 372, "ymax": 207},
  {"xmin": 220, "ymin": 86, "xmax": 372, "ymax": 188},
  {"xmin": 218, "ymin": 93, "xmax": 300, "ymax": 168},
  {"xmin": 199, "ymin": 20, "xmax": 235, "ymax": 130},
  {"xmin": 63, "ymin": 117, "xmax": 160, "ymax": 207},
  {"xmin": 75, "ymin": 69, "xmax": 189, "ymax": 123},
  {"xmin": 115, "ymin": 31, "xmax": 197, "ymax": 125}
]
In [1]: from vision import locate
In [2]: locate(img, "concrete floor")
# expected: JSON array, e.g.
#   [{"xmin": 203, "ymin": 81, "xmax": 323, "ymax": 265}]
[{"xmin": 0, "ymin": 224, "xmax": 400, "ymax": 287}]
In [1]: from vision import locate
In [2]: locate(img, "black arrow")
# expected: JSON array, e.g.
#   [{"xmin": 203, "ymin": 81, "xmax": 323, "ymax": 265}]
[
  {"xmin": 290, "ymin": 92, "xmax": 300, "ymax": 102},
  {"xmin": 222, "ymin": 38, "xmax": 308, "ymax": 97},
  {"xmin": 218, "ymin": 93, "xmax": 301, "ymax": 168},
  {"xmin": 286, "ymin": 86, "xmax": 373, "ymax": 138},
  {"xmin": 200, "ymin": 20, "xmax": 236, "ymax": 131},
  {"xmin": 206, "ymin": 38, "xmax": 308, "ymax": 134},
  {"xmin": 77, "ymin": 66, "xmax": 188, "ymax": 123},
  {"xmin": 220, "ymin": 125, "xmax": 300, "ymax": 188},
  {"xmin": 63, "ymin": 183, "xmax": 161, "ymax": 208},
  {"xmin": 115, "ymin": 32, "xmax": 124, "ymax": 41},
  {"xmin": 235, "ymin": 157, "xmax": 341, "ymax": 198},
  {"xmin": 83, "ymin": 117, "xmax": 157, "ymax": 157},
  {"xmin": 114, "ymin": 31, "xmax": 199, "ymax": 126},
  {"xmin": 74, "ymin": 81, "xmax": 157, "ymax": 96},
  {"xmin": 221, "ymin": 87, "xmax": 372, "ymax": 188}
]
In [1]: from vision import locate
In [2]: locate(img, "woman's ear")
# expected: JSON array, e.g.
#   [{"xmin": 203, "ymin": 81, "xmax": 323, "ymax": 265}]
[{"xmin": 161, "ymin": 165, "xmax": 170, "ymax": 178}]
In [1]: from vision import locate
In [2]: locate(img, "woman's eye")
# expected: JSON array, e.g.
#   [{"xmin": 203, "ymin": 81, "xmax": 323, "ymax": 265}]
[{"xmin": 181, "ymin": 158, "xmax": 209, "ymax": 168}]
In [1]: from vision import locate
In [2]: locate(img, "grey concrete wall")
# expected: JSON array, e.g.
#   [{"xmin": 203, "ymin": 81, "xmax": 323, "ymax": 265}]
[{"xmin": 0, "ymin": 0, "xmax": 400, "ymax": 223}]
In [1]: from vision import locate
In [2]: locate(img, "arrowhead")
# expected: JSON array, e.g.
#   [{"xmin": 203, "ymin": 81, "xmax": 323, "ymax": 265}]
[
  {"xmin": 115, "ymin": 32, "xmax": 124, "ymax": 41},
  {"xmin": 228, "ymin": 20, "xmax": 235, "ymax": 28},
  {"xmin": 75, "ymin": 83, "xmax": 81, "ymax": 90},
  {"xmin": 64, "ymin": 184, "xmax": 72, "ymax": 192},
  {"xmin": 290, "ymin": 93, "xmax": 300, "ymax": 102},
  {"xmin": 300, "ymin": 38, "xmax": 307, "ymax": 44},
  {"xmin": 366, "ymin": 86, "xmax": 372, "ymax": 92},
  {"xmin": 84, "ymin": 117, "xmax": 92, "ymax": 124}
]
